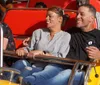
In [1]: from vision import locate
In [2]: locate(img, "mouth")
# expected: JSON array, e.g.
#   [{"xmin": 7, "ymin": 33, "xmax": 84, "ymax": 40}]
[
  {"xmin": 76, "ymin": 20, "xmax": 82, "ymax": 24},
  {"xmin": 46, "ymin": 21, "xmax": 51, "ymax": 27},
  {"xmin": 46, "ymin": 22, "xmax": 49, "ymax": 24},
  {"xmin": 46, "ymin": 21, "xmax": 50, "ymax": 24},
  {"xmin": 76, "ymin": 20, "xmax": 82, "ymax": 27}
]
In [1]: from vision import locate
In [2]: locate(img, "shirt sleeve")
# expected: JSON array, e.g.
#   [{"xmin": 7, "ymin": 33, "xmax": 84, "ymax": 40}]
[
  {"xmin": 27, "ymin": 29, "xmax": 41, "ymax": 51},
  {"xmin": 2, "ymin": 23, "xmax": 16, "ymax": 50},
  {"xmin": 2, "ymin": 23, "xmax": 10, "ymax": 38}
]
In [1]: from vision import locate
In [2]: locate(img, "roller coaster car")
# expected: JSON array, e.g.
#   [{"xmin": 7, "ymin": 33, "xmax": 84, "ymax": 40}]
[{"xmin": 1, "ymin": 8, "xmax": 100, "ymax": 85}]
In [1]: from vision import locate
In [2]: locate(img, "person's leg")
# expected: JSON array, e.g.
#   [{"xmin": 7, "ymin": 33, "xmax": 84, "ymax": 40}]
[
  {"xmin": 12, "ymin": 60, "xmax": 44, "ymax": 78},
  {"xmin": 20, "ymin": 66, "xmax": 43, "ymax": 78},
  {"xmin": 4, "ymin": 60, "xmax": 30, "ymax": 76},
  {"xmin": 12, "ymin": 60, "xmax": 31, "ymax": 71},
  {"xmin": 10, "ymin": 60, "xmax": 31, "ymax": 81},
  {"xmin": 36, "ymin": 70, "xmax": 84, "ymax": 85},
  {"xmin": 23, "ymin": 64, "xmax": 64, "ymax": 85},
  {"xmin": 73, "ymin": 71, "xmax": 85, "ymax": 85},
  {"xmin": 36, "ymin": 69, "xmax": 72, "ymax": 85}
]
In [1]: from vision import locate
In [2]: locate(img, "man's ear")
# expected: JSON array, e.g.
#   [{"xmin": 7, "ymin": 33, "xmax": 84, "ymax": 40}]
[{"xmin": 89, "ymin": 15, "xmax": 95, "ymax": 23}]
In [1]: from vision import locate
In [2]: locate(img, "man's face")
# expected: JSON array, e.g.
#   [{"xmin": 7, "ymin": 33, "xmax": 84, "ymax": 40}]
[
  {"xmin": 76, "ymin": 6, "xmax": 93, "ymax": 28},
  {"xmin": 76, "ymin": 0, "xmax": 89, "ymax": 6}
]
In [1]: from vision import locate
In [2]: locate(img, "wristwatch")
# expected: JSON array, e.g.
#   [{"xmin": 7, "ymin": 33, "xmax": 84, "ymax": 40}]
[{"xmin": 43, "ymin": 51, "xmax": 46, "ymax": 54}]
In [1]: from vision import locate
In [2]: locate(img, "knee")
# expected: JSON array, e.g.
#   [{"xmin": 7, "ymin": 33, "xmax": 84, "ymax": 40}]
[
  {"xmin": 12, "ymin": 60, "xmax": 27, "ymax": 69},
  {"xmin": 60, "ymin": 69, "xmax": 71, "ymax": 77}
]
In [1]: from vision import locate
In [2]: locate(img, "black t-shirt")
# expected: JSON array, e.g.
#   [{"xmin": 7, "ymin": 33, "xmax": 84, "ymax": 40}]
[{"xmin": 67, "ymin": 28, "xmax": 100, "ymax": 61}]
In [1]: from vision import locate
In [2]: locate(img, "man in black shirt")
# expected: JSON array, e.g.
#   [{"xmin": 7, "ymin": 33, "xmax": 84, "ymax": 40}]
[
  {"xmin": 41, "ymin": 4, "xmax": 100, "ymax": 85},
  {"xmin": 76, "ymin": 0, "xmax": 100, "ymax": 31},
  {"xmin": 67, "ymin": 4, "xmax": 100, "ymax": 62}
]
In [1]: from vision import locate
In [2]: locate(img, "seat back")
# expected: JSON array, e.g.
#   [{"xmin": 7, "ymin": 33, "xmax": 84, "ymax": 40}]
[
  {"xmin": 28, "ymin": 0, "xmax": 77, "ymax": 9},
  {"xmin": 3, "ymin": 9, "xmax": 47, "ymax": 36},
  {"xmin": 13, "ymin": 0, "xmax": 29, "ymax": 8},
  {"xmin": 90, "ymin": 0, "xmax": 100, "ymax": 12}
]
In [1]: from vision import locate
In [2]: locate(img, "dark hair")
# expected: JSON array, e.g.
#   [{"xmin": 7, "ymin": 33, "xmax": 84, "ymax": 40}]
[
  {"xmin": 6, "ymin": 0, "xmax": 13, "ymax": 5},
  {"xmin": 0, "ymin": 0, "xmax": 6, "ymax": 6},
  {"xmin": 76, "ymin": 0, "xmax": 90, "ymax": 6},
  {"xmin": 34, "ymin": 2, "xmax": 47, "ymax": 8},
  {"xmin": 79, "ymin": 4, "xmax": 96, "ymax": 18},
  {"xmin": 47, "ymin": 6, "xmax": 69, "ymax": 26}
]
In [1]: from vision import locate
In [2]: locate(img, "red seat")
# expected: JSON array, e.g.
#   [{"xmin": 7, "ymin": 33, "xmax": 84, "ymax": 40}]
[
  {"xmin": 3, "ymin": 9, "xmax": 47, "ymax": 36},
  {"xmin": 90, "ymin": 0, "xmax": 100, "ymax": 12}
]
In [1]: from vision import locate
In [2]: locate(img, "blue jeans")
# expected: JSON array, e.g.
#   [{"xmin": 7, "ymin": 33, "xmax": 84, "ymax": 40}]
[
  {"xmin": 23, "ymin": 65, "xmax": 84, "ymax": 85},
  {"xmin": 12, "ymin": 60, "xmax": 43, "ymax": 78},
  {"xmin": 23, "ymin": 64, "xmax": 64, "ymax": 85}
]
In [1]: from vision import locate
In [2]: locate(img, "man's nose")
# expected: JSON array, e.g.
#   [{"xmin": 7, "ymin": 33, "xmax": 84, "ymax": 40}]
[{"xmin": 77, "ymin": 14, "xmax": 81, "ymax": 19}]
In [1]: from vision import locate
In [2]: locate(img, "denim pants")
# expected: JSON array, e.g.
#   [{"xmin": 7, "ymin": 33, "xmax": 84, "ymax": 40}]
[
  {"xmin": 23, "ymin": 64, "xmax": 84, "ymax": 85},
  {"xmin": 23, "ymin": 64, "xmax": 64, "ymax": 85},
  {"xmin": 37, "ymin": 69, "xmax": 84, "ymax": 85},
  {"xmin": 11, "ymin": 60, "xmax": 43, "ymax": 78}
]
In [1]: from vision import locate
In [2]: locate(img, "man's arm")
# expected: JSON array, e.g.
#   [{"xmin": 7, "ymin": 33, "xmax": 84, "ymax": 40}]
[{"xmin": 3, "ymin": 37, "xmax": 8, "ymax": 50}]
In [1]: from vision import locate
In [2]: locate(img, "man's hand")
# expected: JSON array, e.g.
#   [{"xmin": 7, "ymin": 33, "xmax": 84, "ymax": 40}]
[
  {"xmin": 23, "ymin": 37, "xmax": 30, "ymax": 47},
  {"xmin": 86, "ymin": 46, "xmax": 100, "ymax": 59}
]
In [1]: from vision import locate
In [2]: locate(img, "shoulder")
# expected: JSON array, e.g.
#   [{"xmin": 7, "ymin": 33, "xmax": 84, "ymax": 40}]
[
  {"xmin": 62, "ymin": 31, "xmax": 71, "ymax": 42},
  {"xmin": 93, "ymin": 29, "xmax": 100, "ymax": 35},
  {"xmin": 1, "ymin": 22, "xmax": 11, "ymax": 32},
  {"xmin": 63, "ymin": 31, "xmax": 71, "ymax": 37},
  {"xmin": 2, "ymin": 22, "xmax": 9, "ymax": 28},
  {"xmin": 1, "ymin": 23, "xmax": 13, "ymax": 37},
  {"xmin": 92, "ymin": 29, "xmax": 100, "ymax": 33},
  {"xmin": 67, "ymin": 27, "xmax": 81, "ymax": 34},
  {"xmin": 32, "ymin": 28, "xmax": 49, "ymax": 37}
]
